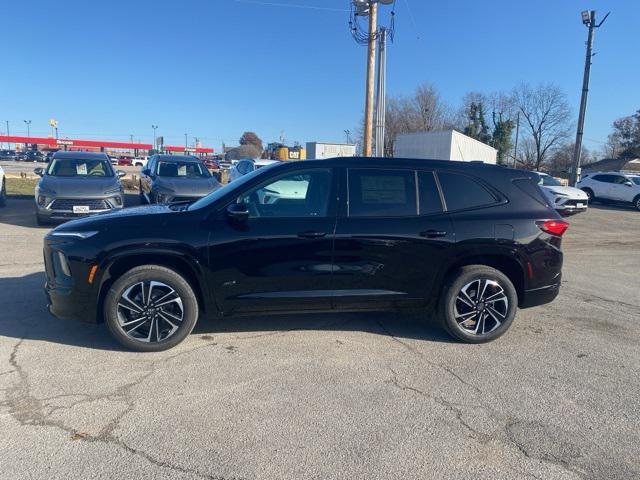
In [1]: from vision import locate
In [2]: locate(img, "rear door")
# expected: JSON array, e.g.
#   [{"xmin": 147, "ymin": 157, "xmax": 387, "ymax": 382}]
[{"xmin": 332, "ymin": 167, "xmax": 454, "ymax": 309}]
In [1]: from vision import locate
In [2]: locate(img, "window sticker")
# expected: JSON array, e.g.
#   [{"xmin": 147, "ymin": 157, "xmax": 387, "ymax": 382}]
[
  {"xmin": 76, "ymin": 163, "xmax": 88, "ymax": 175},
  {"xmin": 178, "ymin": 165, "xmax": 187, "ymax": 176}
]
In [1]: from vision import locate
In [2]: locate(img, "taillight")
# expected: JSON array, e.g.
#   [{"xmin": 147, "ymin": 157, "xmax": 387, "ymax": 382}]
[{"xmin": 536, "ymin": 220, "xmax": 569, "ymax": 236}]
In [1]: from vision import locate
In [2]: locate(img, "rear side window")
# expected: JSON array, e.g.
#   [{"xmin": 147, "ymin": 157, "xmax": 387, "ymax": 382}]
[
  {"xmin": 513, "ymin": 178, "xmax": 549, "ymax": 207},
  {"xmin": 437, "ymin": 171, "xmax": 497, "ymax": 211},
  {"xmin": 348, "ymin": 169, "xmax": 417, "ymax": 217},
  {"xmin": 417, "ymin": 171, "xmax": 443, "ymax": 215},
  {"xmin": 593, "ymin": 174, "xmax": 613, "ymax": 183}
]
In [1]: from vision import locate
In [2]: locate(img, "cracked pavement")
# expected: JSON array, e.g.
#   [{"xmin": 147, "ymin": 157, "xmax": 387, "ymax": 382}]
[{"xmin": 1, "ymin": 199, "xmax": 639, "ymax": 479}]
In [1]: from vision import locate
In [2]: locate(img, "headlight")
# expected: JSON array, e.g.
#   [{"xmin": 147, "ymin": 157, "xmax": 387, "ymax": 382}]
[
  {"xmin": 50, "ymin": 231, "xmax": 99, "ymax": 239},
  {"xmin": 549, "ymin": 190, "xmax": 568, "ymax": 197}
]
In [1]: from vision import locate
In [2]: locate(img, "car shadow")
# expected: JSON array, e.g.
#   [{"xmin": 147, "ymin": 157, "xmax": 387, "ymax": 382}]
[
  {"xmin": 0, "ymin": 271, "xmax": 455, "ymax": 352},
  {"xmin": 0, "ymin": 194, "xmax": 142, "ymax": 230}
]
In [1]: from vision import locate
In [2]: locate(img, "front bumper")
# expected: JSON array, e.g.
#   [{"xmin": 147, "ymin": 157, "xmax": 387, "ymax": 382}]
[
  {"xmin": 554, "ymin": 199, "xmax": 588, "ymax": 215},
  {"xmin": 45, "ymin": 282, "xmax": 97, "ymax": 323},
  {"xmin": 36, "ymin": 195, "xmax": 123, "ymax": 221}
]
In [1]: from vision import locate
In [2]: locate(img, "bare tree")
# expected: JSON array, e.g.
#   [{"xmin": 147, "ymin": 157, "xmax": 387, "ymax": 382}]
[
  {"xmin": 513, "ymin": 83, "xmax": 572, "ymax": 170},
  {"xmin": 382, "ymin": 83, "xmax": 454, "ymax": 157}
]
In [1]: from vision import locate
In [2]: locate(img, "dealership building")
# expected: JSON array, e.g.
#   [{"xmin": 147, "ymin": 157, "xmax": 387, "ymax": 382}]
[{"xmin": 0, "ymin": 135, "xmax": 214, "ymax": 157}]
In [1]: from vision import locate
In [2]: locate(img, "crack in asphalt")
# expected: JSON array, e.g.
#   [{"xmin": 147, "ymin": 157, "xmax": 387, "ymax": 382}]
[{"xmin": 1, "ymin": 335, "xmax": 243, "ymax": 480}]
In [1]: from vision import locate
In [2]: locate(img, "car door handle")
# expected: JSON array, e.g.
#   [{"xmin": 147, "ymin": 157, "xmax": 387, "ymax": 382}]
[
  {"xmin": 420, "ymin": 230, "xmax": 447, "ymax": 238},
  {"xmin": 298, "ymin": 231, "xmax": 327, "ymax": 239}
]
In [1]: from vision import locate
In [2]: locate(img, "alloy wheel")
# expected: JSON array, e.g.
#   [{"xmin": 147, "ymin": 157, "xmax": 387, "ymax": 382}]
[
  {"xmin": 454, "ymin": 278, "xmax": 509, "ymax": 335},
  {"xmin": 116, "ymin": 280, "xmax": 184, "ymax": 343}
]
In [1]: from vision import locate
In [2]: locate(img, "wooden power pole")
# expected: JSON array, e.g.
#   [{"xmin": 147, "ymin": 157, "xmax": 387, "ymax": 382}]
[{"xmin": 363, "ymin": 2, "xmax": 378, "ymax": 157}]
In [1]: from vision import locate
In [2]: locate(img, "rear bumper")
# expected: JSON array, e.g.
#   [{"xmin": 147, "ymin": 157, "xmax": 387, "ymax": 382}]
[{"xmin": 520, "ymin": 277, "xmax": 561, "ymax": 308}]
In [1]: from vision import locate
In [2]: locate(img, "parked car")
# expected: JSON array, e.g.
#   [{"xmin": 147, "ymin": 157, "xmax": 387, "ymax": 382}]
[
  {"xmin": 201, "ymin": 158, "xmax": 220, "ymax": 173},
  {"xmin": 14, "ymin": 151, "xmax": 27, "ymax": 161},
  {"xmin": 44, "ymin": 151, "xmax": 59, "ymax": 163},
  {"xmin": 139, "ymin": 154, "xmax": 221, "ymax": 204},
  {"xmin": 34, "ymin": 151, "xmax": 126, "ymax": 225},
  {"xmin": 229, "ymin": 158, "xmax": 279, "ymax": 182},
  {"xmin": 22, "ymin": 150, "xmax": 45, "ymax": 162},
  {"xmin": 44, "ymin": 157, "xmax": 567, "ymax": 351},
  {"xmin": 0, "ymin": 149, "xmax": 17, "ymax": 160},
  {"xmin": 133, "ymin": 157, "xmax": 148, "ymax": 168},
  {"xmin": 532, "ymin": 172, "xmax": 588, "ymax": 216},
  {"xmin": 577, "ymin": 171, "xmax": 640, "ymax": 211},
  {"xmin": 117, "ymin": 156, "xmax": 133, "ymax": 167},
  {"xmin": 0, "ymin": 164, "xmax": 6, "ymax": 207}
]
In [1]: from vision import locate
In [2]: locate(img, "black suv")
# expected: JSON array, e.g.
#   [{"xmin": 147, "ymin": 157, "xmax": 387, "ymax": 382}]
[{"xmin": 44, "ymin": 158, "xmax": 567, "ymax": 351}]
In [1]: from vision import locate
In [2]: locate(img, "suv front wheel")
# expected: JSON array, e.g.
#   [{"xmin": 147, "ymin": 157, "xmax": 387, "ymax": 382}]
[
  {"xmin": 439, "ymin": 265, "xmax": 518, "ymax": 343},
  {"xmin": 104, "ymin": 265, "xmax": 199, "ymax": 352}
]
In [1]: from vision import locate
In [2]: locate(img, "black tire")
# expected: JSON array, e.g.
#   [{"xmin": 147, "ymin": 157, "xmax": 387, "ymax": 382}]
[
  {"xmin": 438, "ymin": 265, "xmax": 518, "ymax": 344},
  {"xmin": 633, "ymin": 195, "xmax": 640, "ymax": 212},
  {"xmin": 581, "ymin": 188, "xmax": 595, "ymax": 203},
  {"xmin": 103, "ymin": 265, "xmax": 199, "ymax": 352},
  {"xmin": 0, "ymin": 179, "xmax": 6, "ymax": 207}
]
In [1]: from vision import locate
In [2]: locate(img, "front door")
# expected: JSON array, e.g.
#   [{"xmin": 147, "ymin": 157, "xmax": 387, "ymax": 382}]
[
  {"xmin": 332, "ymin": 168, "xmax": 455, "ymax": 310},
  {"xmin": 208, "ymin": 167, "xmax": 337, "ymax": 314}
]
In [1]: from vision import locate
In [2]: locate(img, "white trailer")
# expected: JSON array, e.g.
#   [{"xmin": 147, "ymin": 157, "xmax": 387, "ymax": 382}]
[
  {"xmin": 306, "ymin": 142, "xmax": 357, "ymax": 160},
  {"xmin": 393, "ymin": 130, "xmax": 497, "ymax": 164}
]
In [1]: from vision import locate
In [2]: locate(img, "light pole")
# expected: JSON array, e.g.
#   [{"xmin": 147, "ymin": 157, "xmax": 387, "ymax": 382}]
[
  {"xmin": 570, "ymin": 10, "xmax": 609, "ymax": 186},
  {"xmin": 344, "ymin": 129, "xmax": 352, "ymax": 144},
  {"xmin": 5, "ymin": 121, "xmax": 9, "ymax": 149},
  {"xmin": 184, "ymin": 133, "xmax": 188, "ymax": 150},
  {"xmin": 151, "ymin": 125, "xmax": 158, "ymax": 151},
  {"xmin": 24, "ymin": 120, "xmax": 31, "ymax": 151}
]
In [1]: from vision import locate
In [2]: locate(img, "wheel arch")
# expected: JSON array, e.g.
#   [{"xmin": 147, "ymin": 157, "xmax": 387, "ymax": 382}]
[
  {"xmin": 96, "ymin": 250, "xmax": 209, "ymax": 323},
  {"xmin": 438, "ymin": 253, "xmax": 526, "ymax": 307}
]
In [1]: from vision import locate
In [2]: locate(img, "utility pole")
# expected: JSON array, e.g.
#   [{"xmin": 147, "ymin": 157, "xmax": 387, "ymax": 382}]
[
  {"xmin": 363, "ymin": 2, "xmax": 378, "ymax": 157},
  {"xmin": 184, "ymin": 133, "xmax": 188, "ymax": 149},
  {"xmin": 512, "ymin": 111, "xmax": 520, "ymax": 168},
  {"xmin": 374, "ymin": 27, "xmax": 387, "ymax": 157},
  {"xmin": 570, "ymin": 10, "xmax": 609, "ymax": 186},
  {"xmin": 152, "ymin": 124, "xmax": 158, "ymax": 151},
  {"xmin": 5, "ymin": 121, "xmax": 9, "ymax": 149}
]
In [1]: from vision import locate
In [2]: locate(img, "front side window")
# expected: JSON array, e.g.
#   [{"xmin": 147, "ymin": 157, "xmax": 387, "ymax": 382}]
[
  {"xmin": 237, "ymin": 169, "xmax": 331, "ymax": 218},
  {"xmin": 47, "ymin": 158, "xmax": 113, "ymax": 177},
  {"xmin": 593, "ymin": 174, "xmax": 613, "ymax": 183},
  {"xmin": 348, "ymin": 169, "xmax": 417, "ymax": 217},
  {"xmin": 437, "ymin": 171, "xmax": 497, "ymax": 211}
]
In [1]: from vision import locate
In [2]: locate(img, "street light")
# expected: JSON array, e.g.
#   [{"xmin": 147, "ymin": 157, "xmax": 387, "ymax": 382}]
[
  {"xmin": 23, "ymin": 120, "xmax": 31, "ymax": 138},
  {"xmin": 581, "ymin": 10, "xmax": 591, "ymax": 25},
  {"xmin": 151, "ymin": 124, "xmax": 158, "ymax": 151},
  {"xmin": 184, "ymin": 133, "xmax": 188, "ymax": 150}
]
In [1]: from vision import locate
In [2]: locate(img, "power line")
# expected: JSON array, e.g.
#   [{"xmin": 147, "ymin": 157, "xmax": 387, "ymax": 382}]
[
  {"xmin": 230, "ymin": 0, "xmax": 348, "ymax": 12},
  {"xmin": 401, "ymin": 0, "xmax": 420, "ymax": 39}
]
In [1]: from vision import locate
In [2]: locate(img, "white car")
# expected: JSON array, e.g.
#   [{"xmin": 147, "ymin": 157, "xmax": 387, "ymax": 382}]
[
  {"xmin": 133, "ymin": 157, "xmax": 148, "ymax": 168},
  {"xmin": 0, "ymin": 164, "xmax": 6, "ymax": 207},
  {"xmin": 228, "ymin": 158, "xmax": 280, "ymax": 182},
  {"xmin": 532, "ymin": 172, "xmax": 588, "ymax": 216},
  {"xmin": 577, "ymin": 171, "xmax": 640, "ymax": 211}
]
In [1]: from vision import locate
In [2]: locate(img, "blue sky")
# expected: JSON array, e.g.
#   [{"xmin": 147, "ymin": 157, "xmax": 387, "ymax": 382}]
[{"xmin": 2, "ymin": 0, "xmax": 638, "ymax": 153}]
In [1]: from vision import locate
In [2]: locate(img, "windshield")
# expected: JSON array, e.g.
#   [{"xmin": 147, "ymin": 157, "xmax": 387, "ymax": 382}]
[
  {"xmin": 46, "ymin": 158, "xmax": 114, "ymax": 177},
  {"xmin": 536, "ymin": 173, "xmax": 562, "ymax": 187},
  {"xmin": 189, "ymin": 162, "xmax": 278, "ymax": 210},
  {"xmin": 629, "ymin": 176, "xmax": 640, "ymax": 186},
  {"xmin": 156, "ymin": 160, "xmax": 210, "ymax": 178}
]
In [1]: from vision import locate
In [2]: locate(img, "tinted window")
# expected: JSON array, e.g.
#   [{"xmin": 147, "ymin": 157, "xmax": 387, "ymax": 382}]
[
  {"xmin": 612, "ymin": 175, "xmax": 628, "ymax": 184},
  {"xmin": 348, "ymin": 169, "xmax": 417, "ymax": 217},
  {"xmin": 593, "ymin": 174, "xmax": 613, "ymax": 183},
  {"xmin": 417, "ymin": 171, "xmax": 443, "ymax": 215},
  {"xmin": 238, "ymin": 169, "xmax": 331, "ymax": 218},
  {"xmin": 437, "ymin": 171, "xmax": 497, "ymax": 211}
]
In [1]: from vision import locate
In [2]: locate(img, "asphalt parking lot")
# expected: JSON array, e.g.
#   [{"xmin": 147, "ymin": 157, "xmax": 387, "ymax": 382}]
[{"xmin": 0, "ymin": 198, "xmax": 638, "ymax": 480}]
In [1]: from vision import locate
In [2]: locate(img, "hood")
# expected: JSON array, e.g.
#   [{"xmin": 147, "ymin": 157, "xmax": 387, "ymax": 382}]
[
  {"xmin": 154, "ymin": 177, "xmax": 220, "ymax": 196},
  {"xmin": 53, "ymin": 204, "xmax": 174, "ymax": 232},
  {"xmin": 540, "ymin": 185, "xmax": 588, "ymax": 200},
  {"xmin": 40, "ymin": 176, "xmax": 121, "ymax": 196}
]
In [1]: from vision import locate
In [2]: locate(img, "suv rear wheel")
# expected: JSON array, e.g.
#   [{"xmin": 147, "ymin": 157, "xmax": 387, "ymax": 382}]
[
  {"xmin": 633, "ymin": 195, "xmax": 640, "ymax": 212},
  {"xmin": 104, "ymin": 265, "xmax": 199, "ymax": 352},
  {"xmin": 438, "ymin": 265, "xmax": 518, "ymax": 343}
]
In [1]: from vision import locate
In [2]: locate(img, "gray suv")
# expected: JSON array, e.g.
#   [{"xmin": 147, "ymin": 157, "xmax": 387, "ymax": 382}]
[
  {"xmin": 34, "ymin": 151, "xmax": 125, "ymax": 225},
  {"xmin": 140, "ymin": 154, "xmax": 221, "ymax": 204}
]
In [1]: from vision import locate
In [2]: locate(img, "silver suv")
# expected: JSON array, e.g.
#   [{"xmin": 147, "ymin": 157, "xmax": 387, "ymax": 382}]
[
  {"xmin": 34, "ymin": 151, "xmax": 126, "ymax": 225},
  {"xmin": 577, "ymin": 171, "xmax": 640, "ymax": 211}
]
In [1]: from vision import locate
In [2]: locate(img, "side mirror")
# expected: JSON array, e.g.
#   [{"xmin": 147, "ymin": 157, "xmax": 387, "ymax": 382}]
[
  {"xmin": 116, "ymin": 170, "xmax": 126, "ymax": 178},
  {"xmin": 141, "ymin": 169, "xmax": 151, "ymax": 177},
  {"xmin": 226, "ymin": 202, "xmax": 249, "ymax": 222},
  {"xmin": 624, "ymin": 181, "xmax": 633, "ymax": 187},
  {"xmin": 34, "ymin": 167, "xmax": 44, "ymax": 177}
]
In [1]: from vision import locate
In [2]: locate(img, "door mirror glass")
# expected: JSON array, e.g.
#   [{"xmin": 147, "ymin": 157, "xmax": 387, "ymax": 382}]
[
  {"xmin": 624, "ymin": 180, "xmax": 633, "ymax": 187},
  {"xmin": 34, "ymin": 167, "xmax": 44, "ymax": 176},
  {"xmin": 227, "ymin": 202, "xmax": 249, "ymax": 222},
  {"xmin": 116, "ymin": 170, "xmax": 127, "ymax": 178}
]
